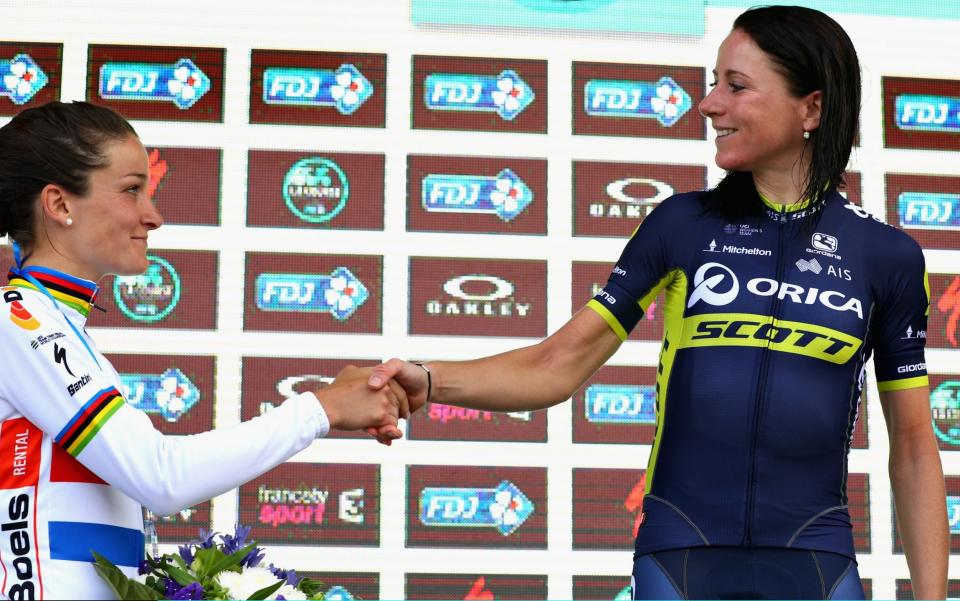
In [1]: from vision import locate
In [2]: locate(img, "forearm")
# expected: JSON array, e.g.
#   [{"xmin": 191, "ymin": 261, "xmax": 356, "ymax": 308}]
[
  {"xmin": 428, "ymin": 312, "xmax": 620, "ymax": 411},
  {"xmin": 890, "ymin": 440, "xmax": 948, "ymax": 599},
  {"xmin": 86, "ymin": 392, "xmax": 327, "ymax": 516},
  {"xmin": 428, "ymin": 342, "xmax": 580, "ymax": 411}
]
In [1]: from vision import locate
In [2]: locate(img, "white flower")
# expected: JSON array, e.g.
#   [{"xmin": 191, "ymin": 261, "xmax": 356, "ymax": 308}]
[
  {"xmin": 650, "ymin": 83, "xmax": 680, "ymax": 119},
  {"xmin": 167, "ymin": 65, "xmax": 202, "ymax": 101},
  {"xmin": 489, "ymin": 177, "xmax": 523, "ymax": 215},
  {"xmin": 274, "ymin": 584, "xmax": 307, "ymax": 600},
  {"xmin": 3, "ymin": 59, "xmax": 40, "ymax": 96},
  {"xmin": 217, "ymin": 567, "xmax": 284, "ymax": 600},
  {"xmin": 491, "ymin": 76, "xmax": 525, "ymax": 113},
  {"xmin": 489, "ymin": 489, "xmax": 524, "ymax": 527},
  {"xmin": 330, "ymin": 71, "xmax": 364, "ymax": 107}
]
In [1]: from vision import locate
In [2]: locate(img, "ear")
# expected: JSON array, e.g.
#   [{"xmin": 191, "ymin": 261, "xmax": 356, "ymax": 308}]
[
  {"xmin": 800, "ymin": 90, "xmax": 822, "ymax": 133},
  {"xmin": 37, "ymin": 183, "xmax": 73, "ymax": 227}
]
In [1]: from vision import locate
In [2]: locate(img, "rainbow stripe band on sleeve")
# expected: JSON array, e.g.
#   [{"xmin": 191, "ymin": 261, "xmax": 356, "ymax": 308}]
[{"xmin": 55, "ymin": 387, "xmax": 125, "ymax": 457}]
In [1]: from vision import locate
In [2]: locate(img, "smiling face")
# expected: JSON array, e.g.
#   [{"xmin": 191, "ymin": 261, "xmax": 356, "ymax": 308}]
[
  {"xmin": 699, "ymin": 29, "xmax": 820, "ymax": 179},
  {"xmin": 56, "ymin": 135, "xmax": 163, "ymax": 280}
]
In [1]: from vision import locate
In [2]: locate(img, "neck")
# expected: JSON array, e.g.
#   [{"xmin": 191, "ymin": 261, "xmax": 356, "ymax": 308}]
[
  {"xmin": 751, "ymin": 159, "xmax": 811, "ymax": 207},
  {"xmin": 21, "ymin": 245, "xmax": 102, "ymax": 284}
]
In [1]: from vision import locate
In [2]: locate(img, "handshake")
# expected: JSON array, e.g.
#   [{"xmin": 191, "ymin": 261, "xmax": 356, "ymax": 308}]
[{"xmin": 311, "ymin": 359, "xmax": 430, "ymax": 445}]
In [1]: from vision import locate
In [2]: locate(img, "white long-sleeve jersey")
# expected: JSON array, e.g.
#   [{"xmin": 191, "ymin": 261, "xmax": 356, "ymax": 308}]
[{"xmin": 0, "ymin": 265, "xmax": 330, "ymax": 600}]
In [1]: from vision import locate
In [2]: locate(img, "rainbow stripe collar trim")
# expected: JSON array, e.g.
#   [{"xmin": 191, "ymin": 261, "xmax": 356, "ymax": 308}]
[{"xmin": 7, "ymin": 267, "xmax": 99, "ymax": 318}]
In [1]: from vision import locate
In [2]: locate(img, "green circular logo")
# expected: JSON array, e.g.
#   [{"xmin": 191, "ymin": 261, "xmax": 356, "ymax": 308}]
[
  {"xmin": 113, "ymin": 255, "xmax": 181, "ymax": 323},
  {"xmin": 514, "ymin": 0, "xmax": 617, "ymax": 13},
  {"xmin": 282, "ymin": 157, "xmax": 349, "ymax": 223}
]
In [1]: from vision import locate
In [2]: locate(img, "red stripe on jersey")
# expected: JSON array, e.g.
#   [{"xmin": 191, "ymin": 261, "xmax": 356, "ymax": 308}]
[
  {"xmin": 0, "ymin": 418, "xmax": 41, "ymax": 489},
  {"xmin": 50, "ymin": 444, "xmax": 106, "ymax": 485}
]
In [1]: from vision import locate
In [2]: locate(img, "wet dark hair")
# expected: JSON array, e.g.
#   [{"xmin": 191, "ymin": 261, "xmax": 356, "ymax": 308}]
[
  {"xmin": 0, "ymin": 100, "xmax": 137, "ymax": 248},
  {"xmin": 706, "ymin": 5, "xmax": 861, "ymax": 220}
]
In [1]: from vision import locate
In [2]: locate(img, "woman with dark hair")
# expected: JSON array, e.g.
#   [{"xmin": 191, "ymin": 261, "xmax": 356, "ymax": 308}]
[
  {"xmin": 0, "ymin": 100, "xmax": 408, "ymax": 599},
  {"xmin": 369, "ymin": 6, "xmax": 947, "ymax": 599}
]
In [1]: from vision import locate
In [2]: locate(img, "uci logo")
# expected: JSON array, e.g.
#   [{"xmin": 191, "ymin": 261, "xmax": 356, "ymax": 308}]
[{"xmin": 687, "ymin": 262, "xmax": 739, "ymax": 308}]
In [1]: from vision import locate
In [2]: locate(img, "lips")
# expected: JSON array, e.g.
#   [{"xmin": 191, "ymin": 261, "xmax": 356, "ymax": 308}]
[{"xmin": 715, "ymin": 128, "xmax": 737, "ymax": 138}]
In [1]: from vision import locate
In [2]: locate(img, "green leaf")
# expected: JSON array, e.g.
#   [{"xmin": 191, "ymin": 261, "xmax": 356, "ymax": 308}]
[
  {"xmin": 247, "ymin": 579, "xmax": 285, "ymax": 600},
  {"xmin": 206, "ymin": 542, "xmax": 258, "ymax": 579},
  {"xmin": 164, "ymin": 561, "xmax": 199, "ymax": 587},
  {"xmin": 298, "ymin": 577, "xmax": 325, "ymax": 597},
  {"xmin": 92, "ymin": 552, "xmax": 164, "ymax": 601}
]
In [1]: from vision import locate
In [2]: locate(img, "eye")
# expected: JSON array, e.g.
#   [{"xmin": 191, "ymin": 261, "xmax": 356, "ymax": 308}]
[
  {"xmin": 708, "ymin": 80, "xmax": 718, "ymax": 88},
  {"xmin": 126, "ymin": 184, "xmax": 141, "ymax": 194},
  {"xmin": 729, "ymin": 83, "xmax": 745, "ymax": 92}
]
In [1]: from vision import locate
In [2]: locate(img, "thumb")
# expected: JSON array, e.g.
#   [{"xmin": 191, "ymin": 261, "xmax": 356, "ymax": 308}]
[{"xmin": 369, "ymin": 358, "xmax": 404, "ymax": 389}]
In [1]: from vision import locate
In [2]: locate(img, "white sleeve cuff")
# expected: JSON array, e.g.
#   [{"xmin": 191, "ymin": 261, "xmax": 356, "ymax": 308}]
[{"xmin": 290, "ymin": 391, "xmax": 330, "ymax": 439}]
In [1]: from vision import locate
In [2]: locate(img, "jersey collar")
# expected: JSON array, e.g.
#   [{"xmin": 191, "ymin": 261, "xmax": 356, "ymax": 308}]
[
  {"xmin": 7, "ymin": 266, "xmax": 99, "ymax": 318},
  {"xmin": 759, "ymin": 190, "xmax": 827, "ymax": 223}
]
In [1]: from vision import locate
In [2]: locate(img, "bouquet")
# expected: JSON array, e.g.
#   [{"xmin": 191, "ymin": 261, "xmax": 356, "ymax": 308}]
[{"xmin": 94, "ymin": 525, "xmax": 327, "ymax": 600}]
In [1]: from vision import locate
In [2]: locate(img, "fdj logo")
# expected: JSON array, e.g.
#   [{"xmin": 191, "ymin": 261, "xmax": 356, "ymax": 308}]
[
  {"xmin": 419, "ymin": 480, "xmax": 534, "ymax": 536},
  {"xmin": 585, "ymin": 76, "xmax": 691, "ymax": 127},
  {"xmin": 263, "ymin": 64, "xmax": 373, "ymax": 114},
  {"xmin": 425, "ymin": 70, "xmax": 534, "ymax": 121},
  {"xmin": 1, "ymin": 54, "xmax": 49, "ymax": 105},
  {"xmin": 949, "ymin": 496, "xmax": 960, "ymax": 534},
  {"xmin": 283, "ymin": 157, "xmax": 349, "ymax": 223},
  {"xmin": 895, "ymin": 94, "xmax": 960, "ymax": 134},
  {"xmin": 113, "ymin": 255, "xmax": 181, "ymax": 322},
  {"xmin": 585, "ymin": 384, "xmax": 656, "ymax": 424},
  {"xmin": 899, "ymin": 192, "xmax": 960, "ymax": 230},
  {"xmin": 931, "ymin": 380, "xmax": 960, "ymax": 447},
  {"xmin": 120, "ymin": 368, "xmax": 200, "ymax": 422},
  {"xmin": 99, "ymin": 58, "xmax": 211, "ymax": 110},
  {"xmin": 256, "ymin": 267, "xmax": 368, "ymax": 320},
  {"xmin": 422, "ymin": 168, "xmax": 533, "ymax": 222}
]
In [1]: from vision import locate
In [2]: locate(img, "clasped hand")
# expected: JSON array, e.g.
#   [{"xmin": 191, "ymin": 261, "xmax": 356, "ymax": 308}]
[{"xmin": 314, "ymin": 361, "xmax": 430, "ymax": 445}]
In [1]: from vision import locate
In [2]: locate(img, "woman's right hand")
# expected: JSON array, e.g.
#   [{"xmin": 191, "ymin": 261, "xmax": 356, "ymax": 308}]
[{"xmin": 314, "ymin": 365, "xmax": 409, "ymax": 443}]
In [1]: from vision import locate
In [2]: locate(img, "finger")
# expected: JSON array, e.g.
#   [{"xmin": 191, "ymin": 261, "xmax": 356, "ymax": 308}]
[
  {"xmin": 387, "ymin": 379, "xmax": 411, "ymax": 419},
  {"xmin": 368, "ymin": 358, "xmax": 405, "ymax": 388},
  {"xmin": 364, "ymin": 426, "xmax": 379, "ymax": 438},
  {"xmin": 377, "ymin": 423, "xmax": 403, "ymax": 440}
]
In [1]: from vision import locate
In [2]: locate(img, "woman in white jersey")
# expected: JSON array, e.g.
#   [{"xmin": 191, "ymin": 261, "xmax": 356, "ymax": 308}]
[{"xmin": 0, "ymin": 100, "xmax": 408, "ymax": 600}]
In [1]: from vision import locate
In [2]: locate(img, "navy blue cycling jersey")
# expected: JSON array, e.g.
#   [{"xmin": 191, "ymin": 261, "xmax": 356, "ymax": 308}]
[{"xmin": 588, "ymin": 189, "xmax": 929, "ymax": 559}]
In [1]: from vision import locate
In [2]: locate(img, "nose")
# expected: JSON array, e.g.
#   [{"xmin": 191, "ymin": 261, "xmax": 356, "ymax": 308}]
[
  {"xmin": 142, "ymin": 198, "xmax": 164, "ymax": 230},
  {"xmin": 699, "ymin": 86, "xmax": 720, "ymax": 119}
]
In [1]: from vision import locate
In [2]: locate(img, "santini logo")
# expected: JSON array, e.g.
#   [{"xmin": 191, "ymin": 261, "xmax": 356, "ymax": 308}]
[{"xmin": 687, "ymin": 262, "xmax": 863, "ymax": 319}]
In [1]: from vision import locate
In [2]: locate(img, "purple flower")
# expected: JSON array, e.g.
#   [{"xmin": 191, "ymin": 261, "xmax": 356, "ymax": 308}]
[
  {"xmin": 190, "ymin": 529, "xmax": 217, "ymax": 549},
  {"xmin": 171, "ymin": 581, "xmax": 204, "ymax": 600},
  {"xmin": 177, "ymin": 544, "xmax": 194, "ymax": 566},
  {"xmin": 219, "ymin": 524, "xmax": 251, "ymax": 554},
  {"xmin": 163, "ymin": 578, "xmax": 181, "ymax": 597},
  {"xmin": 269, "ymin": 563, "xmax": 302, "ymax": 587},
  {"xmin": 137, "ymin": 559, "xmax": 152, "ymax": 575},
  {"xmin": 242, "ymin": 546, "xmax": 265, "ymax": 568}
]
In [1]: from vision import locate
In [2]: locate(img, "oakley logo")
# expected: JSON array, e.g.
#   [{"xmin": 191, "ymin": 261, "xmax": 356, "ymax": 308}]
[
  {"xmin": 605, "ymin": 177, "xmax": 673, "ymax": 206},
  {"xmin": 443, "ymin": 275, "xmax": 514, "ymax": 302}
]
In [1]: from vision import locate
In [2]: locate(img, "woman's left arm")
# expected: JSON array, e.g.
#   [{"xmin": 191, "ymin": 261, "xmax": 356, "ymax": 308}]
[{"xmin": 880, "ymin": 386, "xmax": 948, "ymax": 600}]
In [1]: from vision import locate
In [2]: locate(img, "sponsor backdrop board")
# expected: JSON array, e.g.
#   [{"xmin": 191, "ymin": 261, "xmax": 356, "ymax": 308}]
[{"xmin": 0, "ymin": 0, "xmax": 957, "ymax": 598}]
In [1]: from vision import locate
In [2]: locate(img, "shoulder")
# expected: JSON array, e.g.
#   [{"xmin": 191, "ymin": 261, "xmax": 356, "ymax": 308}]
[
  {"xmin": 0, "ymin": 285, "xmax": 65, "ymax": 341},
  {"xmin": 832, "ymin": 197, "xmax": 923, "ymax": 264},
  {"xmin": 645, "ymin": 191, "xmax": 711, "ymax": 226}
]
